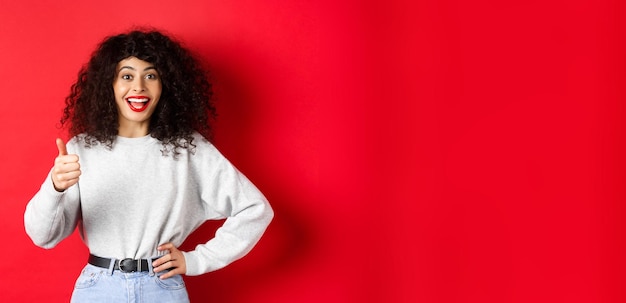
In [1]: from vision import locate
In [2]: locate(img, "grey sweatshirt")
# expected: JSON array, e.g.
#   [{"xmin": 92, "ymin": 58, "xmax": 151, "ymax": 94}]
[{"xmin": 24, "ymin": 133, "xmax": 273, "ymax": 276}]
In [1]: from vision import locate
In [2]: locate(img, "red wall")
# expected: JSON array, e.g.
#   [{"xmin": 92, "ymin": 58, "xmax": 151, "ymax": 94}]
[{"xmin": 1, "ymin": 0, "xmax": 624, "ymax": 302}]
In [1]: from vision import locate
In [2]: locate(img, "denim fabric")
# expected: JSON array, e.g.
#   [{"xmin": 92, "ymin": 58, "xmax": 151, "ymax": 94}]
[{"xmin": 70, "ymin": 264, "xmax": 189, "ymax": 303}]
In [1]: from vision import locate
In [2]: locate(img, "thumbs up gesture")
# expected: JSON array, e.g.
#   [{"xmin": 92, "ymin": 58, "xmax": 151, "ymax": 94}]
[{"xmin": 51, "ymin": 138, "xmax": 81, "ymax": 192}]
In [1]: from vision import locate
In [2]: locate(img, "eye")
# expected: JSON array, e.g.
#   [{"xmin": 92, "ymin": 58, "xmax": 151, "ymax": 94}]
[
  {"xmin": 146, "ymin": 74, "xmax": 158, "ymax": 80},
  {"xmin": 121, "ymin": 74, "xmax": 132, "ymax": 80}
]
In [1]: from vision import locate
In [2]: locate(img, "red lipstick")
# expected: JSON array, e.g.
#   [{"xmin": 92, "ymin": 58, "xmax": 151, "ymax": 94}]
[{"xmin": 126, "ymin": 96, "xmax": 151, "ymax": 112}]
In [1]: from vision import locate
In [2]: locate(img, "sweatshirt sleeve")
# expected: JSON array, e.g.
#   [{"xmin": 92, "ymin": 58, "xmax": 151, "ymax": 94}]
[
  {"xmin": 182, "ymin": 146, "xmax": 274, "ymax": 276},
  {"xmin": 24, "ymin": 171, "xmax": 81, "ymax": 249}
]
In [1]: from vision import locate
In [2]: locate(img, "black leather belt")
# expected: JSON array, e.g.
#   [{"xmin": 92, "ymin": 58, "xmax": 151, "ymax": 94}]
[{"xmin": 88, "ymin": 254, "xmax": 159, "ymax": 273}]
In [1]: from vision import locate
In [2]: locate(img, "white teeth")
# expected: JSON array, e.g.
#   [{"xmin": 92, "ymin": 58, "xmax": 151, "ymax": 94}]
[{"xmin": 128, "ymin": 98, "xmax": 149, "ymax": 103}]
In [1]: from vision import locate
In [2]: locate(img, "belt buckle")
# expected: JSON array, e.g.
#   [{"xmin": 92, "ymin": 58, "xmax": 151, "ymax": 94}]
[{"xmin": 119, "ymin": 258, "xmax": 138, "ymax": 273}]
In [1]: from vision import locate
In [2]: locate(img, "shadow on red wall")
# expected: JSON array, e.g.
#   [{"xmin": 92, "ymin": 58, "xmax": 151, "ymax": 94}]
[
  {"xmin": 178, "ymin": 46, "xmax": 319, "ymax": 302},
  {"xmin": 181, "ymin": 193, "xmax": 314, "ymax": 302}
]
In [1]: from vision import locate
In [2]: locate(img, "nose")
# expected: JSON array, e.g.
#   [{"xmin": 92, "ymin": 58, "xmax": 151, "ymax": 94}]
[{"xmin": 132, "ymin": 79, "xmax": 145, "ymax": 92}]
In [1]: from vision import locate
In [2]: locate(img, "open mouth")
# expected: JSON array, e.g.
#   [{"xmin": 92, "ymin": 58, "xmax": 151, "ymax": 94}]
[{"xmin": 126, "ymin": 97, "xmax": 150, "ymax": 112}]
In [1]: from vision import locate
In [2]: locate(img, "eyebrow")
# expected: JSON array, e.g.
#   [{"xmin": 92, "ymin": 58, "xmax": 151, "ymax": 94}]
[{"xmin": 118, "ymin": 66, "xmax": 158, "ymax": 72}]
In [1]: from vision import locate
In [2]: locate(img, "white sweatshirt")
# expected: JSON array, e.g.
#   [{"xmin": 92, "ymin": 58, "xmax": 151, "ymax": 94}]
[{"xmin": 24, "ymin": 132, "xmax": 273, "ymax": 276}]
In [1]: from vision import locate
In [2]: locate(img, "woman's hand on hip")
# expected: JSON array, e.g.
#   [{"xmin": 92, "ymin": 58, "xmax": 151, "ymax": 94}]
[{"xmin": 153, "ymin": 243, "xmax": 187, "ymax": 279}]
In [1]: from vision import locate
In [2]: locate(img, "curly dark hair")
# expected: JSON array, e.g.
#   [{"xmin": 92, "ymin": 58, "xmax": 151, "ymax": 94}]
[{"xmin": 61, "ymin": 29, "xmax": 216, "ymax": 156}]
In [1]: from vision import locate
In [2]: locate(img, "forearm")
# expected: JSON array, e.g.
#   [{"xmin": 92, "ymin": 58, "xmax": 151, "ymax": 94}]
[
  {"xmin": 24, "ymin": 171, "xmax": 81, "ymax": 249},
  {"xmin": 183, "ymin": 199, "xmax": 273, "ymax": 276}
]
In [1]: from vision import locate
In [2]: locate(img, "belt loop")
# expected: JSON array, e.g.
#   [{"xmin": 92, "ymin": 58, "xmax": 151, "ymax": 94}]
[
  {"xmin": 107, "ymin": 258, "xmax": 116, "ymax": 276},
  {"xmin": 147, "ymin": 258, "xmax": 155, "ymax": 276}
]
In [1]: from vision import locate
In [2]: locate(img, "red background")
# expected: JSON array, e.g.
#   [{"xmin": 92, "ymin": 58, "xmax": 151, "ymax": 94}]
[{"xmin": 1, "ymin": 0, "xmax": 624, "ymax": 302}]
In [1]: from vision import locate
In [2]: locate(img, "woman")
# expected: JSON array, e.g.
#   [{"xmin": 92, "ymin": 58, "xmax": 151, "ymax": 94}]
[{"xmin": 24, "ymin": 29, "xmax": 274, "ymax": 302}]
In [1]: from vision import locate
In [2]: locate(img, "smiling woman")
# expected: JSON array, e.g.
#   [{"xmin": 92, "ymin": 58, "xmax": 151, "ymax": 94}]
[
  {"xmin": 23, "ymin": 29, "xmax": 274, "ymax": 303},
  {"xmin": 113, "ymin": 57, "xmax": 162, "ymax": 137},
  {"xmin": 58, "ymin": 30, "xmax": 218, "ymax": 156}
]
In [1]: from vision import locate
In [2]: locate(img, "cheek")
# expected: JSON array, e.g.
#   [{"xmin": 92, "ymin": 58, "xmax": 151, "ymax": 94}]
[
  {"xmin": 152, "ymin": 86, "xmax": 162, "ymax": 101},
  {"xmin": 153, "ymin": 82, "xmax": 162, "ymax": 95},
  {"xmin": 112, "ymin": 84, "xmax": 123, "ymax": 98},
  {"xmin": 113, "ymin": 81, "xmax": 131, "ymax": 95}
]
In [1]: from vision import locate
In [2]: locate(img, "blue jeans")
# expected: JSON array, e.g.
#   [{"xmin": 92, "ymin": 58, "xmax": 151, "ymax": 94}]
[{"xmin": 70, "ymin": 264, "xmax": 190, "ymax": 302}]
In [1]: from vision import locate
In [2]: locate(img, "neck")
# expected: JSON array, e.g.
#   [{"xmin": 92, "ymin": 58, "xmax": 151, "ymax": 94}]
[{"xmin": 118, "ymin": 121, "xmax": 150, "ymax": 138}]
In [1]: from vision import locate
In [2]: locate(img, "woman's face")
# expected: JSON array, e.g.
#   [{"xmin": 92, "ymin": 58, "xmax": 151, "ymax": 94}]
[{"xmin": 112, "ymin": 56, "xmax": 162, "ymax": 136}]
